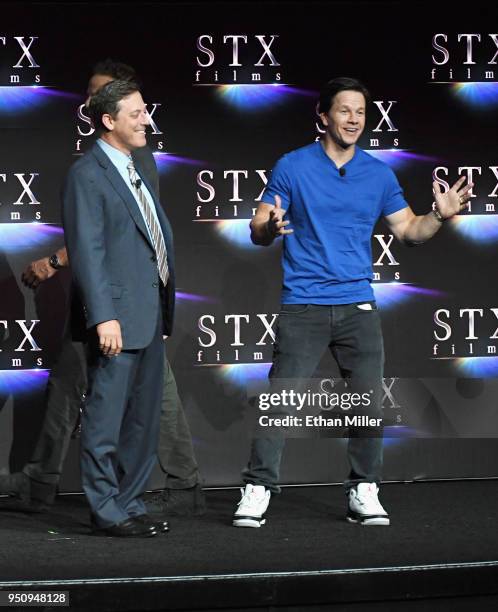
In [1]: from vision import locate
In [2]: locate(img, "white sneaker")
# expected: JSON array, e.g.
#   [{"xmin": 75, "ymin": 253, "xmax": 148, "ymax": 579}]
[
  {"xmin": 233, "ymin": 484, "xmax": 271, "ymax": 528},
  {"xmin": 347, "ymin": 482, "xmax": 390, "ymax": 526}
]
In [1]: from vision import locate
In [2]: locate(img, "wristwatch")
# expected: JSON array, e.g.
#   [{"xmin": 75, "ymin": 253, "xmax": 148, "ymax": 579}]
[{"xmin": 49, "ymin": 253, "xmax": 62, "ymax": 270}]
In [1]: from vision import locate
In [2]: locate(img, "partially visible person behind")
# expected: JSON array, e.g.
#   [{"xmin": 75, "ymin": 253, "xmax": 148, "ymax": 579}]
[{"xmin": 0, "ymin": 60, "xmax": 204, "ymax": 520}]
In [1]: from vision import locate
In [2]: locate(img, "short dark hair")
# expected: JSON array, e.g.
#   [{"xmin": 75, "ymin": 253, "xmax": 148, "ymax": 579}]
[
  {"xmin": 92, "ymin": 58, "xmax": 139, "ymax": 84},
  {"xmin": 318, "ymin": 77, "xmax": 370, "ymax": 114},
  {"xmin": 88, "ymin": 79, "xmax": 140, "ymax": 132}
]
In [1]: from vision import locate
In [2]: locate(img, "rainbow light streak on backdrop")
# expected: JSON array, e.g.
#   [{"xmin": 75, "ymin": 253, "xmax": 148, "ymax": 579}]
[
  {"xmin": 0, "ymin": 223, "xmax": 63, "ymax": 253},
  {"xmin": 382, "ymin": 426, "xmax": 417, "ymax": 446},
  {"xmin": 216, "ymin": 84, "xmax": 317, "ymax": 110},
  {"xmin": 372, "ymin": 282, "xmax": 445, "ymax": 309},
  {"xmin": 153, "ymin": 152, "xmax": 205, "ymax": 173},
  {"xmin": 366, "ymin": 149, "xmax": 442, "ymax": 170},
  {"xmin": 0, "ymin": 369, "xmax": 49, "ymax": 395},
  {"xmin": 219, "ymin": 362, "xmax": 272, "ymax": 385},
  {"xmin": 450, "ymin": 215, "xmax": 498, "ymax": 244},
  {"xmin": 332, "ymin": 428, "xmax": 412, "ymax": 448},
  {"xmin": 176, "ymin": 291, "xmax": 217, "ymax": 304},
  {"xmin": 0, "ymin": 86, "xmax": 80, "ymax": 114},
  {"xmin": 452, "ymin": 82, "xmax": 498, "ymax": 107},
  {"xmin": 213, "ymin": 219, "xmax": 263, "ymax": 249},
  {"xmin": 454, "ymin": 357, "xmax": 498, "ymax": 378}
]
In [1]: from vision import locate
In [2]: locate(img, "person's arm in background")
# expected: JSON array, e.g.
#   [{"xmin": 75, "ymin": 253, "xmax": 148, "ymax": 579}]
[{"xmin": 21, "ymin": 247, "xmax": 69, "ymax": 289}]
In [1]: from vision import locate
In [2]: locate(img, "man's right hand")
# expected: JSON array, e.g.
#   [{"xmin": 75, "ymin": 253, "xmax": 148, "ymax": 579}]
[
  {"xmin": 96, "ymin": 320, "xmax": 123, "ymax": 356},
  {"xmin": 21, "ymin": 257, "xmax": 57, "ymax": 289},
  {"xmin": 267, "ymin": 195, "xmax": 293, "ymax": 238}
]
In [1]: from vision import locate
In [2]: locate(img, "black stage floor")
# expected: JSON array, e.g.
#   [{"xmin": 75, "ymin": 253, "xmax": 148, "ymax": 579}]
[{"xmin": 0, "ymin": 481, "xmax": 497, "ymax": 611}]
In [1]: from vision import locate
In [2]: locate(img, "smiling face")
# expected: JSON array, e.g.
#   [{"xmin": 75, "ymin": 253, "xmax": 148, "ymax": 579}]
[
  {"xmin": 101, "ymin": 90, "xmax": 150, "ymax": 154},
  {"xmin": 319, "ymin": 90, "xmax": 366, "ymax": 150}
]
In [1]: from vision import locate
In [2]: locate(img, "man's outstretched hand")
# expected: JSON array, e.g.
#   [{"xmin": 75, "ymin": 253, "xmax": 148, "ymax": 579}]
[
  {"xmin": 267, "ymin": 195, "xmax": 293, "ymax": 238},
  {"xmin": 434, "ymin": 176, "xmax": 473, "ymax": 219}
]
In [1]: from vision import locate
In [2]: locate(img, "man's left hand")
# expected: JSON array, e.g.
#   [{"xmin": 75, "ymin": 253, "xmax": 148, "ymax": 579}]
[{"xmin": 433, "ymin": 176, "xmax": 473, "ymax": 220}]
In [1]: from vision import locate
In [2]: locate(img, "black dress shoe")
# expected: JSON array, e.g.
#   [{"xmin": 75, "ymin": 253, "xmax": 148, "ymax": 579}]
[
  {"xmin": 93, "ymin": 517, "xmax": 158, "ymax": 538},
  {"xmin": 134, "ymin": 514, "xmax": 169, "ymax": 533},
  {"xmin": 0, "ymin": 497, "xmax": 49, "ymax": 514},
  {"xmin": 0, "ymin": 472, "xmax": 31, "ymax": 502},
  {"xmin": 144, "ymin": 484, "xmax": 206, "ymax": 517}
]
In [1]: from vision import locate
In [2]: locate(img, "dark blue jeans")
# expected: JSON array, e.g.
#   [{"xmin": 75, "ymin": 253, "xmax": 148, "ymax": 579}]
[{"xmin": 242, "ymin": 302, "xmax": 385, "ymax": 493}]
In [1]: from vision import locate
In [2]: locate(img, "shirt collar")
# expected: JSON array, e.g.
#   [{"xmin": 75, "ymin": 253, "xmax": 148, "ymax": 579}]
[
  {"xmin": 316, "ymin": 140, "xmax": 360, "ymax": 171},
  {"xmin": 97, "ymin": 138, "xmax": 132, "ymax": 170}
]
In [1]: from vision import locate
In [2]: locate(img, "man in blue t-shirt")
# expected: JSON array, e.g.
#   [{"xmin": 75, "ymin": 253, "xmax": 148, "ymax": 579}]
[{"xmin": 233, "ymin": 77, "xmax": 472, "ymax": 528}]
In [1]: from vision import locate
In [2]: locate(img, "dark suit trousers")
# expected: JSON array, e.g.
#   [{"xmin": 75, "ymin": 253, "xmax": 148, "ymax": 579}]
[
  {"xmin": 21, "ymin": 337, "xmax": 199, "ymax": 503},
  {"xmin": 81, "ymin": 313, "xmax": 164, "ymax": 527}
]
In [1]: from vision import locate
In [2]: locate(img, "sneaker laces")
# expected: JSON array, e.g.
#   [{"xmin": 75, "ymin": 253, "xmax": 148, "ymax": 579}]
[
  {"xmin": 361, "ymin": 484, "xmax": 378, "ymax": 498},
  {"xmin": 355, "ymin": 484, "xmax": 385, "ymax": 512},
  {"xmin": 238, "ymin": 486, "xmax": 265, "ymax": 508}
]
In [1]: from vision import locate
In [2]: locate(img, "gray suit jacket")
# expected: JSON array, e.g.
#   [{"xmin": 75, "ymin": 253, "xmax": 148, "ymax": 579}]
[{"xmin": 62, "ymin": 142, "xmax": 175, "ymax": 349}]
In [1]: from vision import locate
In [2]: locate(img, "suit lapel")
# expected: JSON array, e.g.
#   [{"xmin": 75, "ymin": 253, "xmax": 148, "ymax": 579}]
[{"xmin": 91, "ymin": 143, "xmax": 154, "ymax": 250}]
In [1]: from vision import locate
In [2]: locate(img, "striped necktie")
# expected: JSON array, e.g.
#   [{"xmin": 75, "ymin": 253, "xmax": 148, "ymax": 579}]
[{"xmin": 127, "ymin": 161, "xmax": 169, "ymax": 287}]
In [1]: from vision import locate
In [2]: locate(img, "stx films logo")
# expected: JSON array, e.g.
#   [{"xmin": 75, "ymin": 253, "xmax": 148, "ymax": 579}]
[
  {"xmin": 316, "ymin": 99, "xmax": 400, "ymax": 150},
  {"xmin": 196, "ymin": 312, "xmax": 278, "ymax": 365},
  {"xmin": 432, "ymin": 307, "xmax": 498, "ymax": 359},
  {"xmin": 433, "ymin": 164, "xmax": 498, "ymax": 214},
  {"xmin": 0, "ymin": 319, "xmax": 43, "ymax": 369},
  {"xmin": 0, "ymin": 36, "xmax": 41, "ymax": 85},
  {"xmin": 0, "ymin": 172, "xmax": 42, "ymax": 222},
  {"xmin": 75, "ymin": 102, "xmax": 165, "ymax": 155},
  {"xmin": 372, "ymin": 234, "xmax": 401, "ymax": 282},
  {"xmin": 194, "ymin": 168, "xmax": 268, "ymax": 220},
  {"xmin": 320, "ymin": 377, "xmax": 402, "ymax": 416},
  {"xmin": 431, "ymin": 33, "xmax": 498, "ymax": 82},
  {"xmin": 194, "ymin": 34, "xmax": 282, "ymax": 84},
  {"xmin": 382, "ymin": 378, "xmax": 402, "ymax": 415}
]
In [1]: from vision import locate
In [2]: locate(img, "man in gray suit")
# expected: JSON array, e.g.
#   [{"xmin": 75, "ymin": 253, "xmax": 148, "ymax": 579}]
[{"xmin": 62, "ymin": 80, "xmax": 175, "ymax": 537}]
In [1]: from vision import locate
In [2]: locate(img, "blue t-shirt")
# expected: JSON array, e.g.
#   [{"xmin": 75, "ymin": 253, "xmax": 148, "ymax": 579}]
[{"xmin": 262, "ymin": 141, "xmax": 408, "ymax": 304}]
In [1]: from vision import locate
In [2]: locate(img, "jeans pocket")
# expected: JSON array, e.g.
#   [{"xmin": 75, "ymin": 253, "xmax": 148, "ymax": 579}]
[
  {"xmin": 280, "ymin": 304, "xmax": 310, "ymax": 315},
  {"xmin": 354, "ymin": 301, "xmax": 378, "ymax": 312}
]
